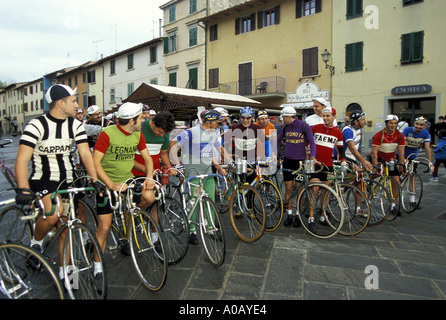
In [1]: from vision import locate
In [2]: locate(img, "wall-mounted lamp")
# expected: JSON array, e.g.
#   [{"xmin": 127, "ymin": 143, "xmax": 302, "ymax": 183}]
[{"xmin": 321, "ymin": 49, "xmax": 335, "ymax": 76}]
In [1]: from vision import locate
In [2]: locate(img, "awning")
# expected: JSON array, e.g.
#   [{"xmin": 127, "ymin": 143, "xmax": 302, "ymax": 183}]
[{"xmin": 123, "ymin": 83, "xmax": 262, "ymax": 121}]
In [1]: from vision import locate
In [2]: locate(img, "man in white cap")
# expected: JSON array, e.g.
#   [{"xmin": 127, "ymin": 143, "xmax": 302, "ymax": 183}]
[
  {"xmin": 305, "ymin": 98, "xmax": 337, "ymax": 127},
  {"xmin": 93, "ymin": 102, "xmax": 156, "ymax": 254},
  {"xmin": 86, "ymin": 105, "xmax": 114, "ymax": 148},
  {"xmin": 15, "ymin": 84, "xmax": 102, "ymax": 276}
]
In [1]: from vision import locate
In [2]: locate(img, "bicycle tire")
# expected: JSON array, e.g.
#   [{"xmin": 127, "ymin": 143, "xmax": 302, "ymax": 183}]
[
  {"xmin": 255, "ymin": 179, "xmax": 283, "ymax": 231},
  {"xmin": 215, "ymin": 176, "xmax": 235, "ymax": 215},
  {"xmin": 336, "ymin": 183, "xmax": 370, "ymax": 236},
  {"xmin": 0, "ymin": 206, "xmax": 33, "ymax": 245},
  {"xmin": 151, "ymin": 196, "xmax": 189, "ymax": 265},
  {"xmin": 62, "ymin": 222, "xmax": 107, "ymax": 300},
  {"xmin": 77, "ymin": 198, "xmax": 98, "ymax": 232},
  {"xmin": 363, "ymin": 179, "xmax": 392, "ymax": 226},
  {"xmin": 199, "ymin": 197, "xmax": 226, "ymax": 267},
  {"xmin": 400, "ymin": 173, "xmax": 423, "ymax": 214},
  {"xmin": 382, "ymin": 176, "xmax": 401, "ymax": 221},
  {"xmin": 297, "ymin": 183, "xmax": 344, "ymax": 239},
  {"xmin": 0, "ymin": 243, "xmax": 64, "ymax": 299},
  {"xmin": 129, "ymin": 210, "xmax": 167, "ymax": 291},
  {"xmin": 229, "ymin": 184, "xmax": 265, "ymax": 243}
]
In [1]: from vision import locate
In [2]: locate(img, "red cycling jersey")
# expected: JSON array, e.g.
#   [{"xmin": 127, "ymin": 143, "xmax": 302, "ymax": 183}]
[
  {"xmin": 311, "ymin": 123, "xmax": 344, "ymax": 167},
  {"xmin": 372, "ymin": 129, "xmax": 405, "ymax": 162}
]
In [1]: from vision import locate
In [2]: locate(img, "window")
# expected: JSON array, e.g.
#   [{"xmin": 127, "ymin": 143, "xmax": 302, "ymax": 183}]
[
  {"xmin": 209, "ymin": 24, "xmax": 218, "ymax": 42},
  {"xmin": 149, "ymin": 46, "xmax": 157, "ymax": 64},
  {"xmin": 190, "ymin": 0, "xmax": 197, "ymax": 14},
  {"xmin": 110, "ymin": 60, "xmax": 116, "ymax": 75},
  {"xmin": 403, "ymin": 0, "xmax": 423, "ymax": 6},
  {"xmin": 164, "ymin": 33, "xmax": 177, "ymax": 54},
  {"xmin": 88, "ymin": 70, "xmax": 96, "ymax": 83},
  {"xmin": 296, "ymin": 0, "xmax": 321, "ymax": 18},
  {"xmin": 189, "ymin": 26, "xmax": 198, "ymax": 47},
  {"xmin": 168, "ymin": 72, "xmax": 177, "ymax": 87},
  {"xmin": 186, "ymin": 67, "xmax": 198, "ymax": 89},
  {"xmin": 302, "ymin": 47, "xmax": 319, "ymax": 77},
  {"xmin": 75, "ymin": 75, "xmax": 79, "ymax": 85},
  {"xmin": 169, "ymin": 6, "xmax": 176, "ymax": 23},
  {"xmin": 258, "ymin": 6, "xmax": 280, "ymax": 28},
  {"xmin": 110, "ymin": 88, "xmax": 115, "ymax": 103},
  {"xmin": 401, "ymin": 31, "xmax": 424, "ymax": 64},
  {"xmin": 127, "ymin": 53, "xmax": 134, "ymax": 70},
  {"xmin": 127, "ymin": 83, "xmax": 134, "ymax": 97},
  {"xmin": 235, "ymin": 14, "xmax": 256, "ymax": 35},
  {"xmin": 346, "ymin": 0, "xmax": 363, "ymax": 19},
  {"xmin": 345, "ymin": 42, "xmax": 363, "ymax": 72},
  {"xmin": 209, "ymin": 68, "xmax": 219, "ymax": 89}
]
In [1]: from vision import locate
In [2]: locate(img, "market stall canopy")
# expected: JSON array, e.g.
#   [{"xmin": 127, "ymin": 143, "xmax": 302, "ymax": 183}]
[{"xmin": 123, "ymin": 83, "xmax": 262, "ymax": 121}]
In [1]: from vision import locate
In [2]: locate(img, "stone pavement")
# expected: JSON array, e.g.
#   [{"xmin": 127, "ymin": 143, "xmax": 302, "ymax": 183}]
[
  {"xmin": 104, "ymin": 163, "xmax": 446, "ymax": 301},
  {"xmin": 1, "ymin": 135, "xmax": 445, "ymax": 303}
]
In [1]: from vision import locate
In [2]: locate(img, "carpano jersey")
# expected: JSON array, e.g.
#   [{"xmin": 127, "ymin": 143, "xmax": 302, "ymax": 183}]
[
  {"xmin": 311, "ymin": 123, "xmax": 344, "ymax": 167},
  {"xmin": 20, "ymin": 113, "xmax": 88, "ymax": 183}
]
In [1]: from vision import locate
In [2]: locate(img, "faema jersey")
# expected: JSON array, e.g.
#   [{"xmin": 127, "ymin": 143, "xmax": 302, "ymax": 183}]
[{"xmin": 311, "ymin": 123, "xmax": 344, "ymax": 167}]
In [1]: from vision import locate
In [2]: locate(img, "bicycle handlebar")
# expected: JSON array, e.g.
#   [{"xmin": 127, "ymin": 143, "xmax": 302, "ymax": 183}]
[{"xmin": 182, "ymin": 173, "xmax": 226, "ymax": 195}]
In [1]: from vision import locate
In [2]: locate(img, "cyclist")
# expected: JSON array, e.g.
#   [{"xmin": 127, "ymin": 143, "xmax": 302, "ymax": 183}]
[
  {"xmin": 15, "ymin": 84, "xmax": 102, "ymax": 278},
  {"xmin": 93, "ymin": 102, "xmax": 156, "ymax": 255},
  {"xmin": 309, "ymin": 106, "xmax": 346, "ymax": 232},
  {"xmin": 86, "ymin": 105, "xmax": 114, "ymax": 148},
  {"xmin": 254, "ymin": 110, "xmax": 277, "ymax": 160},
  {"xmin": 370, "ymin": 114, "xmax": 406, "ymax": 216},
  {"xmin": 402, "ymin": 116, "xmax": 432, "ymax": 164},
  {"xmin": 305, "ymin": 98, "xmax": 337, "ymax": 127},
  {"xmin": 133, "ymin": 110, "xmax": 177, "ymax": 177},
  {"xmin": 276, "ymin": 106, "xmax": 316, "ymax": 227},
  {"xmin": 342, "ymin": 110, "xmax": 373, "ymax": 172},
  {"xmin": 142, "ymin": 104, "xmax": 151, "ymax": 121},
  {"xmin": 223, "ymin": 107, "xmax": 267, "ymax": 180},
  {"xmin": 169, "ymin": 109, "xmax": 228, "ymax": 244}
]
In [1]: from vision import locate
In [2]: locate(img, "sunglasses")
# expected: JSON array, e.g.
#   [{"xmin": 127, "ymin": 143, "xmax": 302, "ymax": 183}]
[{"xmin": 241, "ymin": 116, "xmax": 252, "ymax": 120}]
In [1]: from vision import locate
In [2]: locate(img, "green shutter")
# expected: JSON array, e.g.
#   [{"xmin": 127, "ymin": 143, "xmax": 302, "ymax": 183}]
[
  {"xmin": 401, "ymin": 31, "xmax": 424, "ymax": 64},
  {"xmin": 345, "ymin": 42, "xmax": 363, "ymax": 72},
  {"xmin": 163, "ymin": 37, "xmax": 169, "ymax": 54},
  {"xmin": 412, "ymin": 31, "xmax": 424, "ymax": 62}
]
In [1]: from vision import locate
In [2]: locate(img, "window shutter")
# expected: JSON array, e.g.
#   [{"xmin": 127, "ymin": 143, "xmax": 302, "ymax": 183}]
[
  {"xmin": 163, "ymin": 37, "xmax": 169, "ymax": 54},
  {"xmin": 250, "ymin": 13, "xmax": 256, "ymax": 31},
  {"xmin": 275, "ymin": 6, "xmax": 281, "ymax": 24},
  {"xmin": 257, "ymin": 11, "xmax": 263, "ymax": 29},
  {"xmin": 316, "ymin": 0, "xmax": 322, "ymax": 13},
  {"xmin": 412, "ymin": 31, "xmax": 424, "ymax": 62},
  {"xmin": 235, "ymin": 18, "xmax": 240, "ymax": 35},
  {"xmin": 401, "ymin": 33, "xmax": 412, "ymax": 63},
  {"xmin": 296, "ymin": 0, "xmax": 303, "ymax": 18},
  {"xmin": 346, "ymin": 42, "xmax": 363, "ymax": 71}
]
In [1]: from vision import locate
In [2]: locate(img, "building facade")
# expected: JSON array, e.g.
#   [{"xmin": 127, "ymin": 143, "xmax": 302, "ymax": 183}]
[
  {"xmin": 332, "ymin": 0, "xmax": 446, "ymax": 145},
  {"xmin": 203, "ymin": 0, "xmax": 333, "ymax": 113},
  {"xmin": 22, "ymin": 78, "xmax": 44, "ymax": 124}
]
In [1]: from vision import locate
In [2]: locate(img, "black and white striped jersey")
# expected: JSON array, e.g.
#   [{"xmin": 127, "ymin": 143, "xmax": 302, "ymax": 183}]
[{"xmin": 20, "ymin": 113, "xmax": 89, "ymax": 183}]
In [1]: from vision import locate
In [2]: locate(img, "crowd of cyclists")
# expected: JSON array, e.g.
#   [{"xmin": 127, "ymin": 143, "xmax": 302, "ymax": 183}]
[{"xmin": 12, "ymin": 84, "xmax": 438, "ymax": 288}]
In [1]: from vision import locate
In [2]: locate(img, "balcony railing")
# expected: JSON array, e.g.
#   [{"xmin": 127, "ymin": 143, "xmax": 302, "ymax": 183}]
[{"xmin": 210, "ymin": 76, "xmax": 286, "ymax": 97}]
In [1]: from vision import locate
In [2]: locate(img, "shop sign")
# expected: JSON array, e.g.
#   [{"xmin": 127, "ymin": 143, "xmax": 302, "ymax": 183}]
[{"xmin": 391, "ymin": 84, "xmax": 432, "ymax": 95}]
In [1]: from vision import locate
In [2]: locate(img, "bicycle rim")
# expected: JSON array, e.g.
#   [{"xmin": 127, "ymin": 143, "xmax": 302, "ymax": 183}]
[
  {"xmin": 199, "ymin": 197, "xmax": 226, "ymax": 267},
  {"xmin": 382, "ymin": 176, "xmax": 401, "ymax": 221},
  {"xmin": 401, "ymin": 173, "xmax": 423, "ymax": 214},
  {"xmin": 297, "ymin": 183, "xmax": 344, "ymax": 239},
  {"xmin": 0, "ymin": 206, "xmax": 33, "ymax": 245},
  {"xmin": 0, "ymin": 243, "xmax": 64, "ymax": 299},
  {"xmin": 338, "ymin": 183, "xmax": 370, "ymax": 236},
  {"xmin": 153, "ymin": 196, "xmax": 189, "ymax": 265},
  {"xmin": 63, "ymin": 222, "xmax": 107, "ymax": 300},
  {"xmin": 129, "ymin": 210, "xmax": 167, "ymax": 291},
  {"xmin": 364, "ymin": 180, "xmax": 392, "ymax": 226},
  {"xmin": 229, "ymin": 185, "xmax": 265, "ymax": 243},
  {"xmin": 256, "ymin": 179, "xmax": 283, "ymax": 231}
]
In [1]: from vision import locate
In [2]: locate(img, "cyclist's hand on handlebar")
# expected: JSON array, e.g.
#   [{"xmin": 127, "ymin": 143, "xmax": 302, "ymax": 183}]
[
  {"xmin": 111, "ymin": 183, "xmax": 127, "ymax": 192},
  {"xmin": 15, "ymin": 192, "xmax": 34, "ymax": 206},
  {"xmin": 92, "ymin": 181, "xmax": 105, "ymax": 197},
  {"xmin": 144, "ymin": 178, "xmax": 155, "ymax": 190}
]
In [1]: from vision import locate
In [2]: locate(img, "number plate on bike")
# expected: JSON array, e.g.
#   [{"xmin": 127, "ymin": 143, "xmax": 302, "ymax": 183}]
[{"xmin": 294, "ymin": 173, "xmax": 304, "ymax": 182}]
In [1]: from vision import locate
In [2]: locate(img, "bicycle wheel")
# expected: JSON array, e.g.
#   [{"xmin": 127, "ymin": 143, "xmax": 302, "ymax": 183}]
[
  {"xmin": 0, "ymin": 206, "xmax": 33, "ymax": 245},
  {"xmin": 255, "ymin": 179, "xmax": 283, "ymax": 231},
  {"xmin": 199, "ymin": 197, "xmax": 226, "ymax": 267},
  {"xmin": 77, "ymin": 198, "xmax": 98, "ymax": 232},
  {"xmin": 363, "ymin": 179, "xmax": 392, "ymax": 226},
  {"xmin": 382, "ymin": 176, "xmax": 401, "ymax": 221},
  {"xmin": 0, "ymin": 243, "xmax": 64, "ymax": 299},
  {"xmin": 129, "ymin": 210, "xmax": 167, "ymax": 291},
  {"xmin": 152, "ymin": 196, "xmax": 189, "ymax": 265},
  {"xmin": 63, "ymin": 222, "xmax": 107, "ymax": 300},
  {"xmin": 215, "ymin": 176, "xmax": 235, "ymax": 215},
  {"xmin": 229, "ymin": 185, "xmax": 265, "ymax": 243},
  {"xmin": 297, "ymin": 183, "xmax": 344, "ymax": 239},
  {"xmin": 400, "ymin": 173, "xmax": 423, "ymax": 214},
  {"xmin": 337, "ymin": 183, "xmax": 370, "ymax": 236},
  {"xmin": 3, "ymin": 166, "xmax": 17, "ymax": 189}
]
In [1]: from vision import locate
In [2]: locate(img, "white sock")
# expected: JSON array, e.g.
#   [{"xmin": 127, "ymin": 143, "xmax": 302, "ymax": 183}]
[
  {"xmin": 287, "ymin": 209, "xmax": 293, "ymax": 216},
  {"xmin": 30, "ymin": 237, "xmax": 44, "ymax": 250},
  {"xmin": 94, "ymin": 262, "xmax": 102, "ymax": 276},
  {"xmin": 391, "ymin": 203, "xmax": 396, "ymax": 209},
  {"xmin": 410, "ymin": 195, "xmax": 416, "ymax": 202}
]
